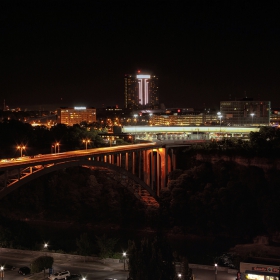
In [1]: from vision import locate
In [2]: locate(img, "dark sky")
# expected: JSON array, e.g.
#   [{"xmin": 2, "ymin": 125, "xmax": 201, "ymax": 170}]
[{"xmin": 1, "ymin": 0, "xmax": 280, "ymax": 110}]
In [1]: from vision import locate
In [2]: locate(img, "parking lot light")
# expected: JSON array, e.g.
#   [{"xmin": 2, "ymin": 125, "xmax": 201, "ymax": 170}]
[
  {"xmin": 0, "ymin": 266, "xmax": 4, "ymax": 280},
  {"xmin": 123, "ymin": 252, "xmax": 127, "ymax": 271},
  {"xmin": 215, "ymin": 263, "xmax": 218, "ymax": 280}
]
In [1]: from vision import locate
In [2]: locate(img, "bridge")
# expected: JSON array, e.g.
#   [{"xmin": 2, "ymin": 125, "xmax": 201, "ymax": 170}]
[
  {"xmin": 120, "ymin": 125, "xmax": 260, "ymax": 141},
  {"xmin": 0, "ymin": 142, "xmax": 194, "ymax": 206}
]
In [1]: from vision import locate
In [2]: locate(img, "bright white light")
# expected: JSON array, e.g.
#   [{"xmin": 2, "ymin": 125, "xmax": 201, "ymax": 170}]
[
  {"xmin": 74, "ymin": 107, "xmax": 86, "ymax": 110},
  {"xmin": 137, "ymin": 75, "xmax": 150, "ymax": 78}
]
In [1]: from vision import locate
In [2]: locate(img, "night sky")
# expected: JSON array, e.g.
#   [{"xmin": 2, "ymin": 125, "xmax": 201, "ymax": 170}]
[{"xmin": 1, "ymin": 1, "xmax": 280, "ymax": 110}]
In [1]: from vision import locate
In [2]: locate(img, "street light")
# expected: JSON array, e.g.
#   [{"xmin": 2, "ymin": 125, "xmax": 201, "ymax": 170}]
[
  {"xmin": 250, "ymin": 113, "xmax": 255, "ymax": 125},
  {"xmin": 0, "ymin": 266, "xmax": 4, "ymax": 280},
  {"xmin": 82, "ymin": 139, "xmax": 91, "ymax": 150},
  {"xmin": 215, "ymin": 263, "xmax": 218, "ymax": 280},
  {"xmin": 123, "ymin": 252, "xmax": 126, "ymax": 271},
  {"xmin": 43, "ymin": 243, "xmax": 49, "ymax": 257},
  {"xmin": 217, "ymin": 112, "xmax": 223, "ymax": 137},
  {"xmin": 53, "ymin": 142, "xmax": 60, "ymax": 153},
  {"xmin": 17, "ymin": 145, "xmax": 26, "ymax": 157},
  {"xmin": 178, "ymin": 273, "xmax": 182, "ymax": 279},
  {"xmin": 217, "ymin": 112, "xmax": 222, "ymax": 131}
]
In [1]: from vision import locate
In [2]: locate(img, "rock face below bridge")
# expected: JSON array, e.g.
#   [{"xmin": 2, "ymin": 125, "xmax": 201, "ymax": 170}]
[{"xmin": 195, "ymin": 154, "xmax": 280, "ymax": 170}]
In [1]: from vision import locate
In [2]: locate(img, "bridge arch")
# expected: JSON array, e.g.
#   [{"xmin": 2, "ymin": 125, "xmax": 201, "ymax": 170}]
[{"xmin": 0, "ymin": 160, "xmax": 159, "ymax": 206}]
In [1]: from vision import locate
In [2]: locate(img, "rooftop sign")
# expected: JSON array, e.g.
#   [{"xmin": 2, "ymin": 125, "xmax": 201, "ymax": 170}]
[
  {"xmin": 137, "ymin": 75, "xmax": 150, "ymax": 79},
  {"xmin": 74, "ymin": 107, "xmax": 86, "ymax": 110}
]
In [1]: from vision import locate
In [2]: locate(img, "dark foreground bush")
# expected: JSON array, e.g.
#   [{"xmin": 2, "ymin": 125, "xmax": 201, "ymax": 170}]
[{"xmin": 31, "ymin": 256, "xmax": 54, "ymax": 273}]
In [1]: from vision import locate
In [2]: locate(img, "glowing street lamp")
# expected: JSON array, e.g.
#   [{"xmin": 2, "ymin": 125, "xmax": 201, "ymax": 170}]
[
  {"xmin": 215, "ymin": 263, "xmax": 218, "ymax": 280},
  {"xmin": 82, "ymin": 139, "xmax": 91, "ymax": 150},
  {"xmin": 17, "ymin": 145, "xmax": 26, "ymax": 157},
  {"xmin": 53, "ymin": 142, "xmax": 60, "ymax": 153},
  {"xmin": 217, "ymin": 112, "xmax": 222, "ymax": 131},
  {"xmin": 123, "ymin": 252, "xmax": 127, "ymax": 271},
  {"xmin": 250, "ymin": 113, "xmax": 255, "ymax": 125},
  {"xmin": 0, "ymin": 266, "xmax": 4, "ymax": 280},
  {"xmin": 178, "ymin": 273, "xmax": 182, "ymax": 279}
]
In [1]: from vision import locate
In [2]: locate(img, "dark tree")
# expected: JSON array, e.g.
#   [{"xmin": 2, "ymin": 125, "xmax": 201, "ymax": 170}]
[
  {"xmin": 76, "ymin": 233, "xmax": 93, "ymax": 262},
  {"xmin": 128, "ymin": 237, "xmax": 175, "ymax": 280},
  {"xmin": 31, "ymin": 256, "xmax": 54, "ymax": 273}
]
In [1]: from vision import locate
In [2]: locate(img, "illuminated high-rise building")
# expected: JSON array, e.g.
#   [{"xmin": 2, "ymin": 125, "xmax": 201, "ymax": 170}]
[{"xmin": 124, "ymin": 71, "xmax": 159, "ymax": 110}]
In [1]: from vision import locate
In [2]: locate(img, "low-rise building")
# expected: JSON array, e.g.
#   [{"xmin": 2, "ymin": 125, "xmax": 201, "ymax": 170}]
[{"xmin": 57, "ymin": 107, "xmax": 96, "ymax": 126}]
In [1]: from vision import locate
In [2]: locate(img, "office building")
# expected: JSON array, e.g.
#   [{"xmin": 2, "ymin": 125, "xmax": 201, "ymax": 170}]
[
  {"xmin": 150, "ymin": 111, "xmax": 217, "ymax": 126},
  {"xmin": 220, "ymin": 98, "xmax": 270, "ymax": 126},
  {"xmin": 124, "ymin": 71, "xmax": 159, "ymax": 110},
  {"xmin": 57, "ymin": 107, "xmax": 96, "ymax": 126}
]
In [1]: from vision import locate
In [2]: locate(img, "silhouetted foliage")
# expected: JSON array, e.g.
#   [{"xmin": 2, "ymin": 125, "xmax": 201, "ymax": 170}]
[
  {"xmin": 31, "ymin": 256, "xmax": 54, "ymax": 273},
  {"xmin": 0, "ymin": 120, "xmax": 104, "ymax": 158},
  {"xmin": 76, "ymin": 233, "xmax": 93, "ymax": 260},
  {"xmin": 0, "ymin": 216, "xmax": 40, "ymax": 249},
  {"xmin": 128, "ymin": 236, "xmax": 175, "ymax": 280},
  {"xmin": 95, "ymin": 234, "xmax": 119, "ymax": 259}
]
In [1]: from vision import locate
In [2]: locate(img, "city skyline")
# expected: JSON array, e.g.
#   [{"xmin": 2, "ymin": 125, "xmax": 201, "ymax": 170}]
[{"xmin": 1, "ymin": 1, "xmax": 280, "ymax": 111}]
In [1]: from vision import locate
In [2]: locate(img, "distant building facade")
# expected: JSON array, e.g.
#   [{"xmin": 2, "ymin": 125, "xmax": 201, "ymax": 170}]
[
  {"xmin": 220, "ymin": 98, "xmax": 271, "ymax": 126},
  {"xmin": 124, "ymin": 71, "xmax": 159, "ymax": 110},
  {"xmin": 57, "ymin": 107, "xmax": 96, "ymax": 126},
  {"xmin": 150, "ymin": 112, "xmax": 217, "ymax": 126},
  {"xmin": 147, "ymin": 107, "xmax": 216, "ymax": 126}
]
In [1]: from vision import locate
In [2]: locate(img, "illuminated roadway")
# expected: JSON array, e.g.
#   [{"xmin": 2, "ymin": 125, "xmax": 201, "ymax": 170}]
[
  {"xmin": 0, "ymin": 141, "xmax": 200, "ymax": 200},
  {"xmin": 0, "ymin": 142, "xmax": 170, "ymax": 200},
  {"xmin": 0, "ymin": 142, "xmax": 159, "ymax": 169}
]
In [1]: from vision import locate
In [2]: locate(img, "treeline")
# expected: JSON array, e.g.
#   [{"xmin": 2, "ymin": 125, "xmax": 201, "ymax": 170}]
[
  {"xmin": 0, "ymin": 119, "xmax": 106, "ymax": 158},
  {"xmin": 194, "ymin": 126, "xmax": 280, "ymax": 158},
  {"xmin": 161, "ymin": 160, "xmax": 280, "ymax": 239},
  {"xmin": 0, "ymin": 166, "xmax": 147, "ymax": 221}
]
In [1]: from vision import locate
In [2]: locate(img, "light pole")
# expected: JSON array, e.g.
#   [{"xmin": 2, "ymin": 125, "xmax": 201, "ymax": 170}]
[
  {"xmin": 217, "ymin": 112, "xmax": 222, "ymax": 132},
  {"xmin": 82, "ymin": 139, "xmax": 90, "ymax": 150},
  {"xmin": 123, "ymin": 252, "xmax": 126, "ymax": 271},
  {"xmin": 44, "ymin": 243, "xmax": 48, "ymax": 256},
  {"xmin": 250, "ymin": 113, "xmax": 255, "ymax": 125},
  {"xmin": 215, "ymin": 263, "xmax": 218, "ymax": 280},
  {"xmin": 53, "ymin": 142, "xmax": 60, "ymax": 153},
  {"xmin": 17, "ymin": 145, "xmax": 26, "ymax": 157},
  {"xmin": 178, "ymin": 273, "xmax": 182, "ymax": 279},
  {"xmin": 0, "ymin": 266, "xmax": 4, "ymax": 280}
]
